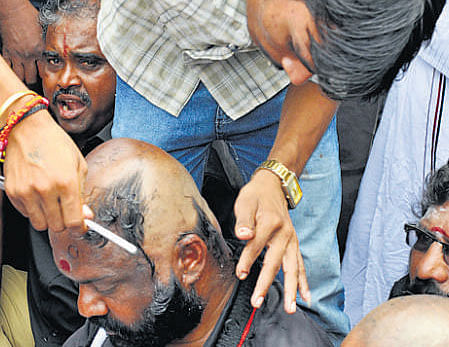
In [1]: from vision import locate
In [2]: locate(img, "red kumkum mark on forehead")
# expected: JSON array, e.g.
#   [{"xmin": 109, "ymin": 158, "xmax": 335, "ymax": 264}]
[
  {"xmin": 63, "ymin": 33, "xmax": 68, "ymax": 57},
  {"xmin": 431, "ymin": 226, "xmax": 449, "ymax": 238},
  {"xmin": 59, "ymin": 259, "xmax": 71, "ymax": 272}
]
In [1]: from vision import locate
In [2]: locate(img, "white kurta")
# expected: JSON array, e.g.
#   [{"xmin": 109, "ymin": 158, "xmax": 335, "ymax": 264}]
[{"xmin": 342, "ymin": 4, "xmax": 449, "ymax": 327}]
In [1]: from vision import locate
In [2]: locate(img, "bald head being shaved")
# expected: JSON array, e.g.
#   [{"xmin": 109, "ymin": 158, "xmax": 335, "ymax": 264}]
[
  {"xmin": 343, "ymin": 295, "xmax": 449, "ymax": 347},
  {"xmin": 51, "ymin": 138, "xmax": 334, "ymax": 347},
  {"xmin": 49, "ymin": 138, "xmax": 236, "ymax": 346},
  {"xmin": 84, "ymin": 137, "xmax": 219, "ymax": 234}
]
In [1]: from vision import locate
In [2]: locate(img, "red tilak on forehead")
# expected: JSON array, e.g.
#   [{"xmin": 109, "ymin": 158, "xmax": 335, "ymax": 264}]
[
  {"xmin": 59, "ymin": 259, "xmax": 71, "ymax": 272},
  {"xmin": 431, "ymin": 226, "xmax": 449, "ymax": 238},
  {"xmin": 63, "ymin": 33, "xmax": 68, "ymax": 57}
]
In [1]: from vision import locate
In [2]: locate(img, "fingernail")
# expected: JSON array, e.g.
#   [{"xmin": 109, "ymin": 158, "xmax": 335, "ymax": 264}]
[
  {"xmin": 305, "ymin": 292, "xmax": 312, "ymax": 308},
  {"xmin": 82, "ymin": 204, "xmax": 93, "ymax": 218},
  {"xmin": 255, "ymin": 296, "xmax": 264, "ymax": 307},
  {"xmin": 238, "ymin": 227, "xmax": 252, "ymax": 237},
  {"xmin": 238, "ymin": 270, "xmax": 248, "ymax": 280},
  {"xmin": 282, "ymin": 56, "xmax": 293, "ymax": 70},
  {"xmin": 290, "ymin": 302, "xmax": 296, "ymax": 313}
]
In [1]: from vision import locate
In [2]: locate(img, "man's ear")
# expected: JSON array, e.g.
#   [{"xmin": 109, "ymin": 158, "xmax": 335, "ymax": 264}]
[{"xmin": 174, "ymin": 234, "xmax": 207, "ymax": 286}]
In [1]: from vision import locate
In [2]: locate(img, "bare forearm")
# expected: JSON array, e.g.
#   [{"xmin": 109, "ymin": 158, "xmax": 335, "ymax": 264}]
[
  {"xmin": 0, "ymin": 56, "xmax": 35, "ymax": 120},
  {"xmin": 268, "ymin": 82, "xmax": 338, "ymax": 175}
]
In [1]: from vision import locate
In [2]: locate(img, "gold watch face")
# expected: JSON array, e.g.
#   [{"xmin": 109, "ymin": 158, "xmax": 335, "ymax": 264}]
[{"xmin": 284, "ymin": 174, "xmax": 302, "ymax": 209}]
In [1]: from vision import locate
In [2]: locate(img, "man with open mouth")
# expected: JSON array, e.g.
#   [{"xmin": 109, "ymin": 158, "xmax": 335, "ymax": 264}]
[{"xmin": 39, "ymin": 0, "xmax": 115, "ymax": 152}]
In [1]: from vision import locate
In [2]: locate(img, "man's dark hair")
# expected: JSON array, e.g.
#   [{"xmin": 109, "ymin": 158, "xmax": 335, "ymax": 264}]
[
  {"xmin": 419, "ymin": 160, "xmax": 449, "ymax": 217},
  {"xmin": 39, "ymin": 0, "xmax": 99, "ymax": 39},
  {"xmin": 307, "ymin": 0, "xmax": 446, "ymax": 100},
  {"xmin": 87, "ymin": 172, "xmax": 146, "ymax": 248}
]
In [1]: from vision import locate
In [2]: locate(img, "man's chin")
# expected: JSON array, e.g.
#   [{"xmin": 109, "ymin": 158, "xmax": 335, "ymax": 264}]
[{"xmin": 56, "ymin": 119, "xmax": 88, "ymax": 136}]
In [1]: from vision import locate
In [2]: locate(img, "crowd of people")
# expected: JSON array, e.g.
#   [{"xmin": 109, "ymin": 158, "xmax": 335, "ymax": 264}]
[{"xmin": 0, "ymin": 0, "xmax": 446, "ymax": 346}]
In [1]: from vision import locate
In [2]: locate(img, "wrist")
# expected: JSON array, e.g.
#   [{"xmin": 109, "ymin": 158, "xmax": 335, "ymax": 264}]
[
  {"xmin": 10, "ymin": 107, "xmax": 54, "ymax": 138},
  {"xmin": 254, "ymin": 159, "xmax": 302, "ymax": 209}
]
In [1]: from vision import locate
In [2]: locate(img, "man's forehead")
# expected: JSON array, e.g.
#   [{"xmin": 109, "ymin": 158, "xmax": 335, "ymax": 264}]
[
  {"xmin": 48, "ymin": 18, "xmax": 97, "ymax": 42},
  {"xmin": 52, "ymin": 228, "xmax": 137, "ymax": 278},
  {"xmin": 422, "ymin": 203, "xmax": 449, "ymax": 222},
  {"xmin": 421, "ymin": 203, "xmax": 449, "ymax": 238}
]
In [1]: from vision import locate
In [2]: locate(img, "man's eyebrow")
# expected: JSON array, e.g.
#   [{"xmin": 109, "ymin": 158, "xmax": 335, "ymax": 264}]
[
  {"xmin": 42, "ymin": 50, "xmax": 59, "ymax": 58},
  {"xmin": 77, "ymin": 274, "xmax": 113, "ymax": 285},
  {"xmin": 72, "ymin": 52, "xmax": 106, "ymax": 61}
]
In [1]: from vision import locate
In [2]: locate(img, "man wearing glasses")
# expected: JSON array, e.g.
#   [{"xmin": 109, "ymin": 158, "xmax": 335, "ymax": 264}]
[{"xmin": 390, "ymin": 161, "xmax": 449, "ymax": 298}]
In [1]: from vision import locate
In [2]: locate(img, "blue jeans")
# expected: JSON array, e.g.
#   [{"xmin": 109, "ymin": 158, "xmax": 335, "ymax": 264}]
[{"xmin": 113, "ymin": 77, "xmax": 349, "ymax": 345}]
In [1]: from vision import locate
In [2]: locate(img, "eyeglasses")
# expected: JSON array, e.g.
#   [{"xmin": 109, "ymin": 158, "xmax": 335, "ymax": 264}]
[{"xmin": 404, "ymin": 223, "xmax": 449, "ymax": 264}]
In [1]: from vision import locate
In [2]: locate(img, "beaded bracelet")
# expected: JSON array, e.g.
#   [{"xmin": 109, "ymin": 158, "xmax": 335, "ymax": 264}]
[
  {"xmin": 0, "ymin": 95, "xmax": 49, "ymax": 162},
  {"xmin": 0, "ymin": 91, "xmax": 38, "ymax": 120}
]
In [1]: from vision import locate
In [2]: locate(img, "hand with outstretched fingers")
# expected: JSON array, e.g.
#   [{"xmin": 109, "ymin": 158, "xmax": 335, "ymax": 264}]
[{"xmin": 234, "ymin": 169, "xmax": 310, "ymax": 314}]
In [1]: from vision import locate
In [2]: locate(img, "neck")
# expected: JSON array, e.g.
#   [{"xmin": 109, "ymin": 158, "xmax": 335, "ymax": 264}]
[
  {"xmin": 169, "ymin": 269, "xmax": 238, "ymax": 347},
  {"xmin": 72, "ymin": 134, "xmax": 88, "ymax": 149}
]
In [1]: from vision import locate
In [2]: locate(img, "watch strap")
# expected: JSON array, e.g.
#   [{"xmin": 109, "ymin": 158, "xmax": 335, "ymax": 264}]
[{"xmin": 255, "ymin": 159, "xmax": 302, "ymax": 209}]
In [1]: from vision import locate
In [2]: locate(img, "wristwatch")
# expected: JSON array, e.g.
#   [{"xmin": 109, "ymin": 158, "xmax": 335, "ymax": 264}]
[{"xmin": 255, "ymin": 159, "xmax": 302, "ymax": 209}]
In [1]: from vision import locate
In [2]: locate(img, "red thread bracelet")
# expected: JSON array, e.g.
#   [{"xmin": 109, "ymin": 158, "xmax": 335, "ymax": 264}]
[{"xmin": 0, "ymin": 95, "xmax": 49, "ymax": 162}]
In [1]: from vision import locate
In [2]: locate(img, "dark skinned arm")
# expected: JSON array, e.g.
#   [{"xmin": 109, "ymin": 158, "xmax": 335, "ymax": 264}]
[{"xmin": 234, "ymin": 81, "xmax": 338, "ymax": 313}]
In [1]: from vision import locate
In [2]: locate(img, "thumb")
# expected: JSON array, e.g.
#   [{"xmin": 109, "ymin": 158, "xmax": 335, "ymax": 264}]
[{"xmin": 234, "ymin": 189, "xmax": 258, "ymax": 240}]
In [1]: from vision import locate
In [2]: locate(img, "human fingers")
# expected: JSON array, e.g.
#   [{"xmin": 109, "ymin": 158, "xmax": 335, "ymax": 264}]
[
  {"xmin": 7, "ymin": 186, "xmax": 48, "ymax": 230},
  {"xmin": 249, "ymin": 223, "xmax": 289, "ymax": 308},
  {"xmin": 234, "ymin": 187, "xmax": 257, "ymax": 241},
  {"xmin": 41, "ymin": 191, "xmax": 67, "ymax": 232},
  {"xmin": 296, "ymin": 241, "xmax": 311, "ymax": 305},
  {"xmin": 57, "ymin": 155, "xmax": 87, "ymax": 234},
  {"xmin": 23, "ymin": 59, "xmax": 38, "ymax": 86},
  {"xmin": 2, "ymin": 51, "xmax": 12, "ymax": 69},
  {"xmin": 82, "ymin": 204, "xmax": 94, "ymax": 220},
  {"xmin": 10, "ymin": 57, "xmax": 25, "ymax": 81},
  {"xmin": 235, "ymin": 196, "xmax": 285, "ymax": 281},
  {"xmin": 282, "ymin": 236, "xmax": 300, "ymax": 314},
  {"xmin": 5, "ymin": 110, "xmax": 87, "ymax": 234}
]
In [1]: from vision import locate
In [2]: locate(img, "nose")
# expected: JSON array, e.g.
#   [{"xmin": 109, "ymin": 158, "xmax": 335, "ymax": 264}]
[
  {"xmin": 57, "ymin": 63, "xmax": 81, "ymax": 90},
  {"xmin": 78, "ymin": 285, "xmax": 108, "ymax": 318},
  {"xmin": 281, "ymin": 56, "xmax": 313, "ymax": 86},
  {"xmin": 415, "ymin": 242, "xmax": 449, "ymax": 283}
]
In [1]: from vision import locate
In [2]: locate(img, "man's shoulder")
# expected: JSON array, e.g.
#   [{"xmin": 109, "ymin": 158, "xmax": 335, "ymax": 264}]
[
  {"xmin": 389, "ymin": 274, "xmax": 411, "ymax": 299},
  {"xmin": 248, "ymin": 281, "xmax": 333, "ymax": 347}
]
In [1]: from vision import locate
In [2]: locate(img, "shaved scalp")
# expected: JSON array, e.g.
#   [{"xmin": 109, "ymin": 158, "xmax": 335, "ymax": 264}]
[
  {"xmin": 343, "ymin": 295, "xmax": 449, "ymax": 347},
  {"xmin": 84, "ymin": 138, "xmax": 224, "ymax": 256}
]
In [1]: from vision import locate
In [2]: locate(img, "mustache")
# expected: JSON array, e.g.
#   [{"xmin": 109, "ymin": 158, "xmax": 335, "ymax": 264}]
[
  {"xmin": 406, "ymin": 278, "xmax": 449, "ymax": 297},
  {"xmin": 52, "ymin": 87, "xmax": 91, "ymax": 106}
]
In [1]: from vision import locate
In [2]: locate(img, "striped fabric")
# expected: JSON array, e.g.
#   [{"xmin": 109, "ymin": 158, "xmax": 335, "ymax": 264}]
[{"xmin": 97, "ymin": 0, "xmax": 290, "ymax": 119}]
